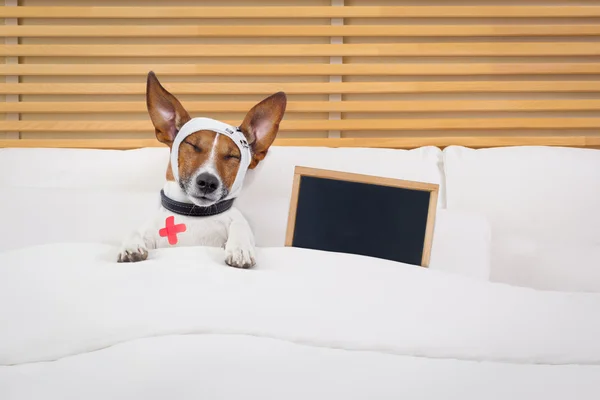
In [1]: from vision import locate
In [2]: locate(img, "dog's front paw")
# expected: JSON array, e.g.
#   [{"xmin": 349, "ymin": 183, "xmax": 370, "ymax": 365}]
[
  {"xmin": 117, "ymin": 245, "xmax": 148, "ymax": 263},
  {"xmin": 224, "ymin": 243, "xmax": 256, "ymax": 269}
]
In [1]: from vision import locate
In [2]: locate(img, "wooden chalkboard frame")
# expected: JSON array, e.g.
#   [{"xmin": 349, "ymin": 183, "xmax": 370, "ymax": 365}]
[{"xmin": 285, "ymin": 166, "xmax": 439, "ymax": 267}]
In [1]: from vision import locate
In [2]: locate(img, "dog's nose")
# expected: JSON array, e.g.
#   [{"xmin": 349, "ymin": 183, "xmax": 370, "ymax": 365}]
[{"xmin": 196, "ymin": 173, "xmax": 219, "ymax": 194}]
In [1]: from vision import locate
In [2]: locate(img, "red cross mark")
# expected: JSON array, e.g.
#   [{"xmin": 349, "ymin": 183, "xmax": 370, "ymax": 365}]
[{"xmin": 159, "ymin": 216, "xmax": 187, "ymax": 245}]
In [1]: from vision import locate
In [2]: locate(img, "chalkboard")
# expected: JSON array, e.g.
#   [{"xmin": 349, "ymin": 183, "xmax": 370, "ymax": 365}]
[{"xmin": 285, "ymin": 167, "xmax": 439, "ymax": 267}]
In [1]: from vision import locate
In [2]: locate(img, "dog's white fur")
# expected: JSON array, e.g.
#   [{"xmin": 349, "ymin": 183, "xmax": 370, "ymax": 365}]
[{"xmin": 117, "ymin": 180, "xmax": 256, "ymax": 267}]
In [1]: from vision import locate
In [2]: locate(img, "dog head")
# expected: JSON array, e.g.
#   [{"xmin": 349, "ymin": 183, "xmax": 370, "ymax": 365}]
[{"xmin": 146, "ymin": 71, "xmax": 286, "ymax": 207}]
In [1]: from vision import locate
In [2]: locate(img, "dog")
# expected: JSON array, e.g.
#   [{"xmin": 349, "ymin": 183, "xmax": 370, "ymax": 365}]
[{"xmin": 117, "ymin": 71, "xmax": 286, "ymax": 268}]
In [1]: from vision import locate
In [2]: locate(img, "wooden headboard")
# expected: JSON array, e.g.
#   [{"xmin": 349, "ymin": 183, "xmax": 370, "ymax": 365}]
[{"xmin": 1, "ymin": 1, "xmax": 600, "ymax": 150}]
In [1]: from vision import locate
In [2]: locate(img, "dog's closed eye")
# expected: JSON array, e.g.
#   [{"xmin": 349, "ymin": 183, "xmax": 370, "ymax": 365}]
[
  {"xmin": 184, "ymin": 140, "xmax": 202, "ymax": 153},
  {"xmin": 224, "ymin": 154, "xmax": 240, "ymax": 161}
]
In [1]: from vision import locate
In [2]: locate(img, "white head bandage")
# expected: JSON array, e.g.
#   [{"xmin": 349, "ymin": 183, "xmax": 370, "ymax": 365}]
[{"xmin": 170, "ymin": 117, "xmax": 252, "ymax": 200}]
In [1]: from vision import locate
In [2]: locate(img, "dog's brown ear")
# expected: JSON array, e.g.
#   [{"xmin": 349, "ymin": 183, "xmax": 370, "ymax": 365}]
[
  {"xmin": 146, "ymin": 71, "xmax": 191, "ymax": 146},
  {"xmin": 239, "ymin": 92, "xmax": 287, "ymax": 169}
]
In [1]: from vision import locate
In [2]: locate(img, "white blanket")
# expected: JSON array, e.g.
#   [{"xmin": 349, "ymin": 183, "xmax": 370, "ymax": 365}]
[
  {"xmin": 1, "ymin": 243, "xmax": 599, "ymax": 367},
  {"xmin": 3, "ymin": 335, "xmax": 600, "ymax": 400}
]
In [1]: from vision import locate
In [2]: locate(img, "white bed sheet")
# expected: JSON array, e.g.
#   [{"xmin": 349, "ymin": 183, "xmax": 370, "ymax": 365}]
[{"xmin": 2, "ymin": 335, "xmax": 599, "ymax": 400}]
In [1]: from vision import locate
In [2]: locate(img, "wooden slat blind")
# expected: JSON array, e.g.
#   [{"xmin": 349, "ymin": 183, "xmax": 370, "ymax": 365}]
[{"xmin": 1, "ymin": 0, "xmax": 600, "ymax": 150}]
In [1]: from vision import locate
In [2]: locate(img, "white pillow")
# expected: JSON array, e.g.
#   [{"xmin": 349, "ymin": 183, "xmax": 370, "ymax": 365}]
[
  {"xmin": 443, "ymin": 145, "xmax": 600, "ymax": 291},
  {"xmin": 0, "ymin": 145, "xmax": 443, "ymax": 192},
  {"xmin": 0, "ymin": 187, "xmax": 159, "ymax": 253},
  {"xmin": 493, "ymin": 236, "xmax": 600, "ymax": 293},
  {"xmin": 0, "ymin": 147, "xmax": 169, "ymax": 191},
  {"xmin": 0, "ymin": 146, "xmax": 446, "ymax": 257},
  {"xmin": 237, "ymin": 146, "xmax": 444, "ymax": 247},
  {"xmin": 443, "ymin": 145, "xmax": 600, "ymax": 244},
  {"xmin": 429, "ymin": 210, "xmax": 491, "ymax": 281}
]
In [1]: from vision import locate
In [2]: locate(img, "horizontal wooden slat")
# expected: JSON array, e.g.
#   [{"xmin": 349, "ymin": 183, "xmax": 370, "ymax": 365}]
[
  {"xmin": 1, "ymin": 6, "xmax": 599, "ymax": 19},
  {"xmin": 2, "ymin": 63, "xmax": 600, "ymax": 77},
  {"xmin": 3, "ymin": 25, "xmax": 600, "ymax": 37},
  {"xmin": 5, "ymin": 100, "xmax": 600, "ymax": 114},
  {"xmin": 3, "ymin": 119, "xmax": 600, "ymax": 132},
  {"xmin": 1, "ymin": 81, "xmax": 597, "ymax": 95},
  {"xmin": 3, "ymin": 43, "xmax": 600, "ymax": 57},
  {"xmin": 2, "ymin": 136, "xmax": 600, "ymax": 150}
]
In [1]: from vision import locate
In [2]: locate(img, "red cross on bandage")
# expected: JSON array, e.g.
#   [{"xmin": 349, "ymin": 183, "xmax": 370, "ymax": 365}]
[{"xmin": 159, "ymin": 216, "xmax": 187, "ymax": 245}]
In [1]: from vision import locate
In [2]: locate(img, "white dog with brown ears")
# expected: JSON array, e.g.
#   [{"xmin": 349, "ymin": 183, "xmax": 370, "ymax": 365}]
[{"xmin": 117, "ymin": 71, "xmax": 286, "ymax": 268}]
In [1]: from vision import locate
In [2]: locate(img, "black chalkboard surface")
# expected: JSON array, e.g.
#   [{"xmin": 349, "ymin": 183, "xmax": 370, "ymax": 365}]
[{"xmin": 285, "ymin": 167, "xmax": 439, "ymax": 267}]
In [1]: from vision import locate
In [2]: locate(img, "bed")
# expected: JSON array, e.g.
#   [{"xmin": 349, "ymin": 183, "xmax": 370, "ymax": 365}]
[
  {"xmin": 1, "ymin": 144, "xmax": 599, "ymax": 399},
  {"xmin": 2, "ymin": 2, "xmax": 600, "ymax": 399}
]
